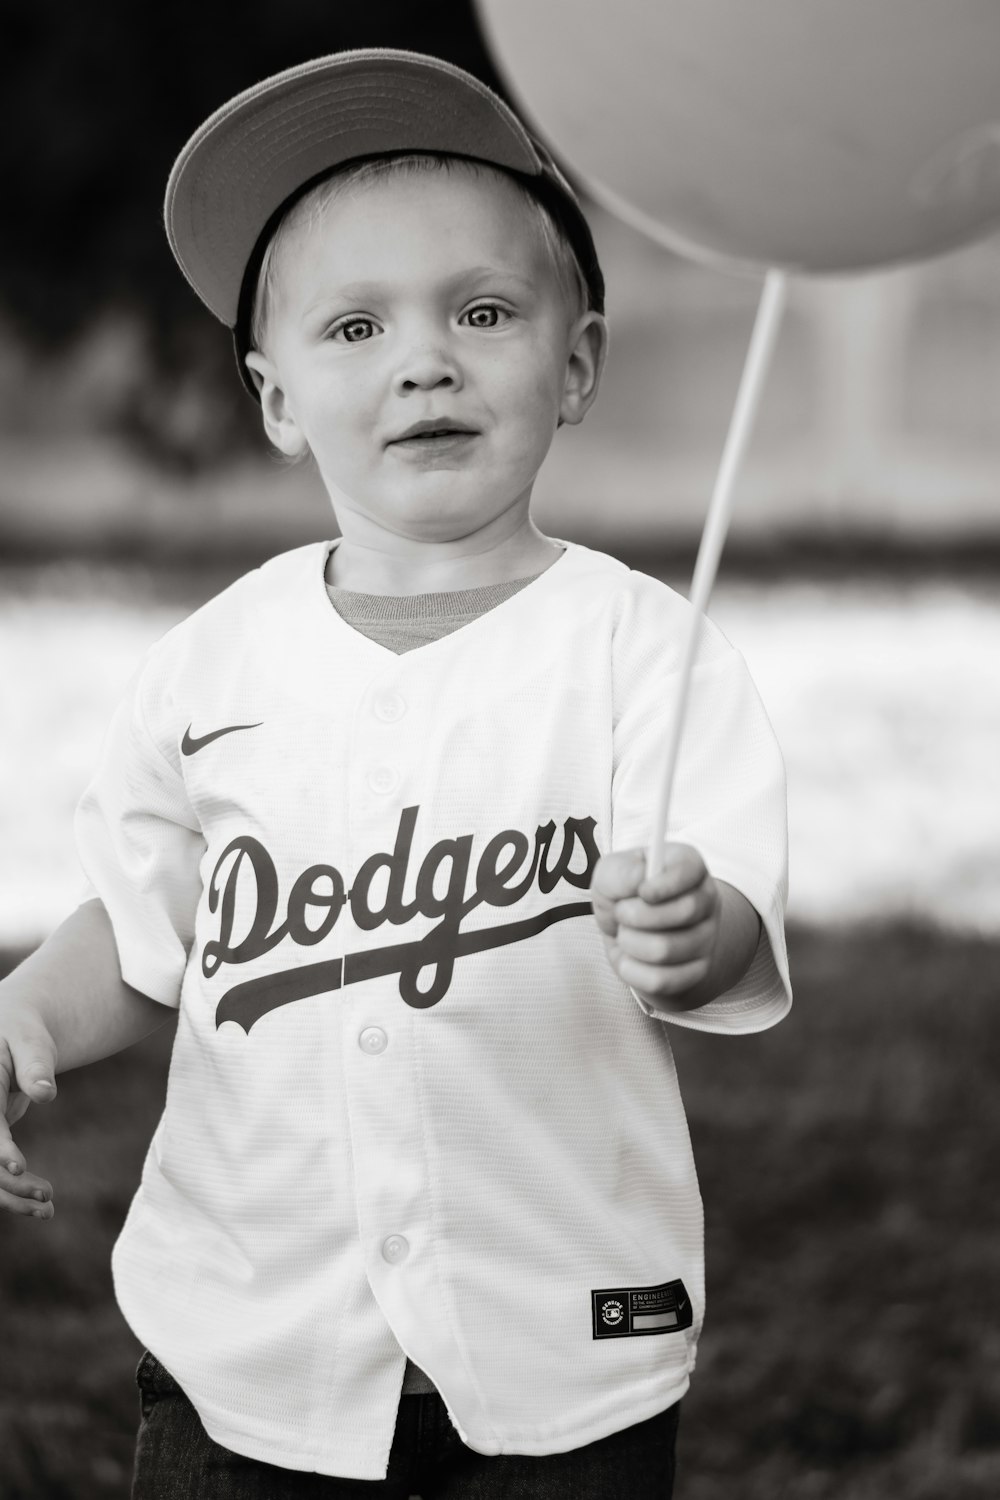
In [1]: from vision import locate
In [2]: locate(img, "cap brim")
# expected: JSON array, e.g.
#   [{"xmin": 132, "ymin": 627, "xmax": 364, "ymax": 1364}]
[{"xmin": 165, "ymin": 49, "xmax": 546, "ymax": 328}]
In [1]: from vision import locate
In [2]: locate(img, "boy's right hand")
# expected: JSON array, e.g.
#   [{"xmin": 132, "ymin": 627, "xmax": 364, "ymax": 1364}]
[{"xmin": 0, "ymin": 1006, "xmax": 57, "ymax": 1219}]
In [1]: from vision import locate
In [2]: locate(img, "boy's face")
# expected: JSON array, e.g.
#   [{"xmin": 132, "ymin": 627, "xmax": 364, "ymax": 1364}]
[{"xmin": 245, "ymin": 165, "xmax": 606, "ymax": 550}]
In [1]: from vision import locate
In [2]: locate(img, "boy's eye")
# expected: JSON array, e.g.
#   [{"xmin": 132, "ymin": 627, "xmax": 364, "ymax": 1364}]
[
  {"xmin": 461, "ymin": 304, "xmax": 509, "ymax": 329},
  {"xmin": 331, "ymin": 317, "xmax": 380, "ymax": 343}
]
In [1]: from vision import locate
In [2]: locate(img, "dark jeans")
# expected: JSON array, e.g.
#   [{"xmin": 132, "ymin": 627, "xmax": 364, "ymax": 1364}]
[{"xmin": 132, "ymin": 1350, "xmax": 679, "ymax": 1499}]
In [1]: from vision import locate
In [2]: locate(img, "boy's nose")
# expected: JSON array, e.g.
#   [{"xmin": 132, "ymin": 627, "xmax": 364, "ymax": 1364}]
[{"xmin": 392, "ymin": 343, "xmax": 463, "ymax": 396}]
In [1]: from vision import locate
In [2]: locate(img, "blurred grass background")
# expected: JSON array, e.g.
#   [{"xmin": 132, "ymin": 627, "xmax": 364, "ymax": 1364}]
[{"xmin": 3, "ymin": 926, "xmax": 999, "ymax": 1499}]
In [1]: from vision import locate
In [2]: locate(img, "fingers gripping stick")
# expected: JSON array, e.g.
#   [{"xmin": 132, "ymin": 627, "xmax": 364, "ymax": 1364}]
[{"xmin": 646, "ymin": 270, "xmax": 788, "ymax": 880}]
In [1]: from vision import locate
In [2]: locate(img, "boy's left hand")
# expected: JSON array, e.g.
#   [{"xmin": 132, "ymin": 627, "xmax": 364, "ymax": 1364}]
[{"xmin": 591, "ymin": 844, "xmax": 720, "ymax": 1012}]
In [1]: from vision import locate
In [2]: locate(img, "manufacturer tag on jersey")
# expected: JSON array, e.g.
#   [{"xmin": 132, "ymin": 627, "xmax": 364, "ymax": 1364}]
[{"xmin": 591, "ymin": 1279, "xmax": 693, "ymax": 1338}]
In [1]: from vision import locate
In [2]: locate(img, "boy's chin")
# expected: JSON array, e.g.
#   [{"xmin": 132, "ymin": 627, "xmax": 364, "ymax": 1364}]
[
  {"xmin": 391, "ymin": 512, "xmax": 504, "ymax": 547},
  {"xmin": 322, "ymin": 475, "xmax": 537, "ymax": 548}
]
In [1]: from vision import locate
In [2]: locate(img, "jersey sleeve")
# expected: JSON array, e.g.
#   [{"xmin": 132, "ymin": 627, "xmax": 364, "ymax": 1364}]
[
  {"xmin": 611, "ymin": 578, "xmax": 791, "ymax": 1034},
  {"xmin": 74, "ymin": 655, "xmax": 205, "ymax": 1008}
]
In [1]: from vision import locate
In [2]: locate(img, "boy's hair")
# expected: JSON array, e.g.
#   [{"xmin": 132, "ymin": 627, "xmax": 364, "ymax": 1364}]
[{"xmin": 249, "ymin": 153, "xmax": 590, "ymax": 355}]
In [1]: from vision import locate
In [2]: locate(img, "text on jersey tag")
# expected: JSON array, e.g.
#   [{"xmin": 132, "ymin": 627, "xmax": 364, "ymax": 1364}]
[{"xmin": 591, "ymin": 1279, "xmax": 692, "ymax": 1339}]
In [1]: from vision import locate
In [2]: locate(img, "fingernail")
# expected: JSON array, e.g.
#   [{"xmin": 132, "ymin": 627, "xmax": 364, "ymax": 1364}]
[
  {"xmin": 35, "ymin": 1079, "xmax": 55, "ymax": 1092},
  {"xmin": 33, "ymin": 1189, "xmax": 47, "ymax": 1202},
  {"xmin": 7, "ymin": 1161, "xmax": 21, "ymax": 1175},
  {"xmin": 32, "ymin": 1207, "xmax": 50, "ymax": 1219}
]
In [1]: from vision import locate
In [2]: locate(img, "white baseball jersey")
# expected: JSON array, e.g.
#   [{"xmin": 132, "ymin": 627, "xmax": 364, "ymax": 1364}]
[{"xmin": 75, "ymin": 538, "xmax": 790, "ymax": 1480}]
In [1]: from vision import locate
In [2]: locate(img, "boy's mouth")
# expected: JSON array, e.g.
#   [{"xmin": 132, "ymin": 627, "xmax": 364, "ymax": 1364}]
[{"xmin": 387, "ymin": 418, "xmax": 480, "ymax": 450}]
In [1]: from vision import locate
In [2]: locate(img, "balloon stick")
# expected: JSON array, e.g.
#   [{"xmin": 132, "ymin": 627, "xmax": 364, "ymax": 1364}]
[{"xmin": 646, "ymin": 268, "xmax": 789, "ymax": 879}]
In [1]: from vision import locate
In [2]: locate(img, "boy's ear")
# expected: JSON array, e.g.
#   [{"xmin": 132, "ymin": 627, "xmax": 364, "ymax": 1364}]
[
  {"xmin": 559, "ymin": 312, "xmax": 609, "ymax": 427},
  {"xmin": 242, "ymin": 351, "xmax": 309, "ymax": 458}
]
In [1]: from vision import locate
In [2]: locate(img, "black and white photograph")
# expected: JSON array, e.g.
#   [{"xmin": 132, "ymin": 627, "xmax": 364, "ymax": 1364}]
[{"xmin": 2, "ymin": 4, "xmax": 999, "ymax": 1497}]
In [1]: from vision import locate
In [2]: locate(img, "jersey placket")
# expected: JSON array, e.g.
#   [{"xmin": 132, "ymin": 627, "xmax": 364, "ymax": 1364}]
[{"xmin": 340, "ymin": 665, "xmax": 455, "ymax": 1402}]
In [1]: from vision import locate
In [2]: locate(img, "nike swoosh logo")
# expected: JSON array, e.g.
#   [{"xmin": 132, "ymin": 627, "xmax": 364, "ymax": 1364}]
[
  {"xmin": 181, "ymin": 722, "xmax": 262, "ymax": 756},
  {"xmin": 676, "ymin": 1296, "xmax": 688, "ymax": 1314}
]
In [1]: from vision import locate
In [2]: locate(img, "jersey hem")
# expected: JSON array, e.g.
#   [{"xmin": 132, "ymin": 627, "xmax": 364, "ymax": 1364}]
[
  {"xmin": 189, "ymin": 1407, "xmax": 394, "ymax": 1480},
  {"xmin": 186, "ymin": 1372, "xmax": 691, "ymax": 1478}
]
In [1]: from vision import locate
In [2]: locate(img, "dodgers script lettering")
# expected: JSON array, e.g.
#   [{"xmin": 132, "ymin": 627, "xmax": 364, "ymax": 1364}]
[{"xmin": 203, "ymin": 805, "xmax": 599, "ymax": 1031}]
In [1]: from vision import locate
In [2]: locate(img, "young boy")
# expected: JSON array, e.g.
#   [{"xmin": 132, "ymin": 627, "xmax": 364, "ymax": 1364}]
[{"xmin": 0, "ymin": 50, "xmax": 790, "ymax": 1498}]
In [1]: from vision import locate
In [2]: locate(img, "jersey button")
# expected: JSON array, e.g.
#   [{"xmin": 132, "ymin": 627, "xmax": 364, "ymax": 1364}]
[
  {"xmin": 381, "ymin": 1234, "xmax": 410, "ymax": 1264},
  {"xmin": 359, "ymin": 1026, "xmax": 388, "ymax": 1055},
  {"xmin": 374, "ymin": 694, "xmax": 406, "ymax": 723},
  {"xmin": 367, "ymin": 765, "xmax": 399, "ymax": 795}
]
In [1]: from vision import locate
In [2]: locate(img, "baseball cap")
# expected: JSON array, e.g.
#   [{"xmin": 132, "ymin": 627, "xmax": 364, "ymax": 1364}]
[{"xmin": 163, "ymin": 48, "xmax": 606, "ymax": 398}]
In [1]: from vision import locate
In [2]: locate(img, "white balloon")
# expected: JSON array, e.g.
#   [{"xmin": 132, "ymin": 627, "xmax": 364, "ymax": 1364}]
[{"xmin": 477, "ymin": 0, "xmax": 1000, "ymax": 271}]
